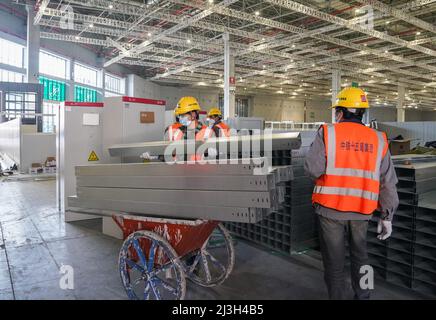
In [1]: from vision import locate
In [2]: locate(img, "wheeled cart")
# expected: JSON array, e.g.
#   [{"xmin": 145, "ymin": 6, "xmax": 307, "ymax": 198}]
[{"xmin": 113, "ymin": 214, "xmax": 235, "ymax": 300}]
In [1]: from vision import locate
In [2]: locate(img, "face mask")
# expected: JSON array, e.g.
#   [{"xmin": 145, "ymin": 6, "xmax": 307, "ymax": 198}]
[{"xmin": 179, "ymin": 115, "xmax": 192, "ymax": 127}]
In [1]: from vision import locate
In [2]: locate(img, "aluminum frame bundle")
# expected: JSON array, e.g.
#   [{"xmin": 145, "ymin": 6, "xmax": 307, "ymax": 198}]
[{"xmin": 68, "ymin": 158, "xmax": 293, "ymax": 223}]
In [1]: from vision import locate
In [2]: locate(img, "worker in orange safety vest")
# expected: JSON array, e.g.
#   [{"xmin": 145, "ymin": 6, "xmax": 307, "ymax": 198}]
[
  {"xmin": 164, "ymin": 96, "xmax": 215, "ymax": 161},
  {"xmin": 304, "ymin": 86, "xmax": 399, "ymax": 300},
  {"xmin": 206, "ymin": 108, "xmax": 231, "ymax": 137}
]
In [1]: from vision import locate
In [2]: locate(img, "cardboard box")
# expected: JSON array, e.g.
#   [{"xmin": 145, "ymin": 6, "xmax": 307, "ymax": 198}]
[
  {"xmin": 389, "ymin": 139, "xmax": 411, "ymax": 155},
  {"xmin": 45, "ymin": 156, "xmax": 56, "ymax": 167},
  {"xmin": 43, "ymin": 166, "xmax": 56, "ymax": 174},
  {"xmin": 29, "ymin": 163, "xmax": 43, "ymax": 174}
]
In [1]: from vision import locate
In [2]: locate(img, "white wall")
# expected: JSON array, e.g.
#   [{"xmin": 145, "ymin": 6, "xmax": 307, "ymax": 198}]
[
  {"xmin": 369, "ymin": 107, "xmax": 397, "ymax": 122},
  {"xmin": 251, "ymin": 95, "xmax": 331, "ymax": 122},
  {"xmin": 21, "ymin": 124, "xmax": 37, "ymax": 134},
  {"xmin": 378, "ymin": 122, "xmax": 436, "ymax": 148},
  {"xmin": 127, "ymin": 75, "xmax": 161, "ymax": 99},
  {"xmin": 422, "ymin": 111, "xmax": 436, "ymax": 121},
  {"xmin": 128, "ymin": 78, "xmax": 335, "ymax": 122},
  {"xmin": 160, "ymin": 86, "xmax": 220, "ymax": 112},
  {"xmin": 0, "ymin": 119, "xmax": 56, "ymax": 172},
  {"xmin": 128, "ymin": 75, "xmax": 220, "ymax": 112},
  {"xmin": 0, "ymin": 118, "xmax": 21, "ymax": 164},
  {"xmin": 20, "ymin": 133, "xmax": 56, "ymax": 173},
  {"xmin": 405, "ymin": 110, "xmax": 424, "ymax": 122}
]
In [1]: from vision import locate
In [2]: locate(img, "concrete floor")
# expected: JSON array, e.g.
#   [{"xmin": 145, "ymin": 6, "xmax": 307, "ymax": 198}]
[{"xmin": 0, "ymin": 178, "xmax": 425, "ymax": 300}]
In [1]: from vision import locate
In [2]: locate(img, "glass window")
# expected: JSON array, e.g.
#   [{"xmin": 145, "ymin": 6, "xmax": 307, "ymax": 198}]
[
  {"xmin": 39, "ymin": 51, "xmax": 69, "ymax": 80},
  {"xmin": 74, "ymin": 63, "xmax": 99, "ymax": 87},
  {"xmin": 74, "ymin": 85, "xmax": 98, "ymax": 102},
  {"xmin": 104, "ymin": 91, "xmax": 120, "ymax": 97},
  {"xmin": 0, "ymin": 38, "xmax": 24, "ymax": 68},
  {"xmin": 42, "ymin": 102, "xmax": 57, "ymax": 133},
  {"xmin": 39, "ymin": 76, "xmax": 66, "ymax": 101},
  {"xmin": 105, "ymin": 73, "xmax": 125, "ymax": 95},
  {"xmin": 0, "ymin": 69, "xmax": 24, "ymax": 82},
  {"xmin": 218, "ymin": 97, "xmax": 249, "ymax": 117},
  {"xmin": 4, "ymin": 92, "xmax": 37, "ymax": 124}
]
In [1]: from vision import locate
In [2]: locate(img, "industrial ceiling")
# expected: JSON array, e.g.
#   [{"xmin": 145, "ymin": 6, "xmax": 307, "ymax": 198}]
[{"xmin": 22, "ymin": 0, "xmax": 436, "ymax": 109}]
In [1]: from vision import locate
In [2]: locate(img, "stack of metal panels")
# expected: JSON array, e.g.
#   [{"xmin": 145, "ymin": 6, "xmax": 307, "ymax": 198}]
[
  {"xmin": 362, "ymin": 156, "xmax": 436, "ymax": 298},
  {"xmin": 68, "ymin": 159, "xmax": 294, "ymax": 223},
  {"xmin": 225, "ymin": 131, "xmax": 319, "ymax": 254}
]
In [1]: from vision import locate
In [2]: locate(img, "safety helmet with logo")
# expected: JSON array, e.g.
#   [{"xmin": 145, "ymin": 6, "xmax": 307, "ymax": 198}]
[
  {"xmin": 174, "ymin": 96, "xmax": 201, "ymax": 116},
  {"xmin": 207, "ymin": 108, "xmax": 222, "ymax": 118},
  {"xmin": 331, "ymin": 87, "xmax": 369, "ymax": 111}
]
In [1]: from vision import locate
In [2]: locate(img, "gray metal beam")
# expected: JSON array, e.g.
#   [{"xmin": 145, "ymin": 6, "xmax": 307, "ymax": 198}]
[
  {"xmin": 107, "ymin": 132, "xmax": 302, "ymax": 158},
  {"xmin": 76, "ymin": 187, "xmax": 277, "ymax": 209},
  {"xmin": 75, "ymin": 161, "xmax": 266, "ymax": 177},
  {"xmin": 68, "ymin": 197, "xmax": 267, "ymax": 223},
  {"xmin": 76, "ymin": 174, "xmax": 277, "ymax": 191}
]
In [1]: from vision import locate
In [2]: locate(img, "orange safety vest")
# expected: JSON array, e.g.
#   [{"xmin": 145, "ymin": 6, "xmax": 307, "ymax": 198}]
[
  {"xmin": 165, "ymin": 122, "xmax": 214, "ymax": 141},
  {"xmin": 166, "ymin": 123, "xmax": 185, "ymax": 141},
  {"xmin": 312, "ymin": 122, "xmax": 388, "ymax": 215},
  {"xmin": 213, "ymin": 121, "xmax": 231, "ymax": 137},
  {"xmin": 165, "ymin": 122, "xmax": 214, "ymax": 161}
]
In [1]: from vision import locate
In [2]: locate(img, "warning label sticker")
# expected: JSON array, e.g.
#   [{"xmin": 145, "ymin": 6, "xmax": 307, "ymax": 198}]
[{"xmin": 88, "ymin": 150, "xmax": 99, "ymax": 161}]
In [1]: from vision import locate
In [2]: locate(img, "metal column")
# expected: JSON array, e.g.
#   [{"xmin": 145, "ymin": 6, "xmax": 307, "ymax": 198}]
[
  {"xmin": 331, "ymin": 69, "xmax": 341, "ymax": 123},
  {"xmin": 26, "ymin": 5, "xmax": 40, "ymax": 84},
  {"xmin": 397, "ymin": 84, "xmax": 406, "ymax": 123},
  {"xmin": 68, "ymin": 58, "xmax": 75, "ymax": 100},
  {"xmin": 223, "ymin": 33, "xmax": 235, "ymax": 120}
]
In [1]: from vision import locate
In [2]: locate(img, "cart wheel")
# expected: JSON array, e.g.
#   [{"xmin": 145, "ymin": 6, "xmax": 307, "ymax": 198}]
[
  {"xmin": 185, "ymin": 223, "xmax": 235, "ymax": 287},
  {"xmin": 119, "ymin": 230, "xmax": 186, "ymax": 300}
]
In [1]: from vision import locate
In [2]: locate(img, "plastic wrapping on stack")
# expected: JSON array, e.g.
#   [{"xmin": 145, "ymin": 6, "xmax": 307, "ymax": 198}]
[
  {"xmin": 349, "ymin": 156, "xmax": 436, "ymax": 298},
  {"xmin": 225, "ymin": 131, "xmax": 319, "ymax": 254}
]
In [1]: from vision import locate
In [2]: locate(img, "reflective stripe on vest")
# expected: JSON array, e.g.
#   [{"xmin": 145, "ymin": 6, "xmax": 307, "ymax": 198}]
[
  {"xmin": 312, "ymin": 122, "xmax": 387, "ymax": 214},
  {"xmin": 313, "ymin": 186, "xmax": 379, "ymax": 201},
  {"xmin": 203, "ymin": 127, "xmax": 212, "ymax": 140},
  {"xmin": 215, "ymin": 122, "xmax": 230, "ymax": 137},
  {"xmin": 167, "ymin": 124, "xmax": 184, "ymax": 141},
  {"xmin": 168, "ymin": 123, "xmax": 210, "ymax": 161}
]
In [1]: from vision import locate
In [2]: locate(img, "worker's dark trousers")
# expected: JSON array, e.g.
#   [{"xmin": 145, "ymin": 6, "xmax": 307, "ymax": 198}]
[{"xmin": 318, "ymin": 215, "xmax": 371, "ymax": 300}]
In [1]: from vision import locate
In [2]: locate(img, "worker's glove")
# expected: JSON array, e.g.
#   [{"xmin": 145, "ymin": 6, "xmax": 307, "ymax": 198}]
[
  {"xmin": 140, "ymin": 152, "xmax": 159, "ymax": 161},
  {"xmin": 377, "ymin": 218, "xmax": 392, "ymax": 240},
  {"xmin": 206, "ymin": 147, "xmax": 218, "ymax": 159}
]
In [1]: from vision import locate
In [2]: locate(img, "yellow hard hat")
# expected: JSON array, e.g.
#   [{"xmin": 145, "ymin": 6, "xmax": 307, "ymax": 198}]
[
  {"xmin": 174, "ymin": 96, "xmax": 201, "ymax": 116},
  {"xmin": 331, "ymin": 87, "xmax": 369, "ymax": 109},
  {"xmin": 208, "ymin": 108, "xmax": 222, "ymax": 117}
]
